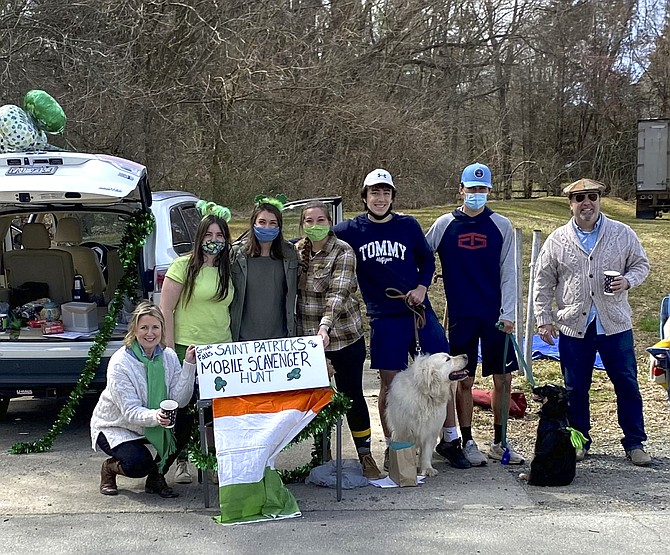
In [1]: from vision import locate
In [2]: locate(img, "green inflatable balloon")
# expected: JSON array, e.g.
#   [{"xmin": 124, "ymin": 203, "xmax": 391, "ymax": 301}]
[{"xmin": 23, "ymin": 90, "xmax": 66, "ymax": 134}]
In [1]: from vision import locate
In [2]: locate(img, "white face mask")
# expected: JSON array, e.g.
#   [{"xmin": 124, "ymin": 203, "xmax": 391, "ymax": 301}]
[{"xmin": 464, "ymin": 192, "xmax": 488, "ymax": 210}]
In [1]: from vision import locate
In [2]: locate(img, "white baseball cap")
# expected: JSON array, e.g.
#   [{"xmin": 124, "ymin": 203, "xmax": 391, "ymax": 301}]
[{"xmin": 363, "ymin": 168, "xmax": 395, "ymax": 190}]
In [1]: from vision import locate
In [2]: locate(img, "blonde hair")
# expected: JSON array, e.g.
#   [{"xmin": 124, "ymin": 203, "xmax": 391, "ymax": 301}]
[{"xmin": 123, "ymin": 301, "xmax": 167, "ymax": 349}]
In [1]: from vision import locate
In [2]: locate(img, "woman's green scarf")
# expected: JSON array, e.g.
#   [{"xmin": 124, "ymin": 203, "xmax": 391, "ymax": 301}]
[{"xmin": 131, "ymin": 340, "xmax": 176, "ymax": 474}]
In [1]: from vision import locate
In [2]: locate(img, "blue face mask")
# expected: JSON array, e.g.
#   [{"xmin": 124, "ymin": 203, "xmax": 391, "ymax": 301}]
[
  {"xmin": 464, "ymin": 192, "xmax": 488, "ymax": 211},
  {"xmin": 253, "ymin": 225, "xmax": 280, "ymax": 243}
]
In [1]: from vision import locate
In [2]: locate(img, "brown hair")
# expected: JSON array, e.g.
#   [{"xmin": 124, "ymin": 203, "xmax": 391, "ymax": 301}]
[
  {"xmin": 297, "ymin": 201, "xmax": 333, "ymax": 289},
  {"xmin": 124, "ymin": 301, "xmax": 166, "ymax": 349},
  {"xmin": 243, "ymin": 202, "xmax": 286, "ymax": 259},
  {"xmin": 183, "ymin": 214, "xmax": 231, "ymax": 306}
]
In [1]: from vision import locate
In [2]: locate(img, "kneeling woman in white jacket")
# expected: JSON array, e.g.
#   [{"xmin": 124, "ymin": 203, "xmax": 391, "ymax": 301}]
[{"xmin": 90, "ymin": 302, "xmax": 196, "ymax": 498}]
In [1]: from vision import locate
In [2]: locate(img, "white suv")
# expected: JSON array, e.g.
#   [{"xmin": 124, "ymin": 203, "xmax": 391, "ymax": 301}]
[
  {"xmin": 0, "ymin": 152, "xmax": 200, "ymax": 419},
  {"xmin": 0, "ymin": 152, "xmax": 344, "ymax": 420}
]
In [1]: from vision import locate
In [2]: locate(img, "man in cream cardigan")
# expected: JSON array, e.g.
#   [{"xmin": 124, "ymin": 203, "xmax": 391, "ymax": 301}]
[{"xmin": 533, "ymin": 178, "xmax": 651, "ymax": 466}]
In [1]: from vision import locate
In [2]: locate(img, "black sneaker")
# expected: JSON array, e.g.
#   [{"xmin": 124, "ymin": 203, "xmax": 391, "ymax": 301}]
[{"xmin": 435, "ymin": 438, "xmax": 472, "ymax": 469}]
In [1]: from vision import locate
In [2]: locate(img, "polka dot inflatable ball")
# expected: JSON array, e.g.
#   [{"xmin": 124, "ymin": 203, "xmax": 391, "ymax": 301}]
[{"xmin": 0, "ymin": 104, "xmax": 47, "ymax": 153}]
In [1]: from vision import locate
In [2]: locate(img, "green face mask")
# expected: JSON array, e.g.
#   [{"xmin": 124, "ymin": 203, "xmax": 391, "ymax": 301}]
[{"xmin": 304, "ymin": 224, "xmax": 330, "ymax": 242}]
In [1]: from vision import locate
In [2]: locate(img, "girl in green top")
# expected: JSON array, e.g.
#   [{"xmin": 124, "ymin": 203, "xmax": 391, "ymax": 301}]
[{"xmin": 159, "ymin": 202, "xmax": 234, "ymax": 484}]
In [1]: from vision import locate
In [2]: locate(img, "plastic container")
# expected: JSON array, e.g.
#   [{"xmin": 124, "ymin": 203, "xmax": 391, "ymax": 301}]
[{"xmin": 61, "ymin": 302, "xmax": 98, "ymax": 333}]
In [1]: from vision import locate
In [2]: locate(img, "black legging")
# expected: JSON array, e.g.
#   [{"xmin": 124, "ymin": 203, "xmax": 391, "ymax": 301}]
[
  {"xmin": 174, "ymin": 344, "xmax": 197, "ymax": 461},
  {"xmin": 96, "ymin": 410, "xmax": 191, "ymax": 478},
  {"xmin": 326, "ymin": 336, "xmax": 370, "ymax": 436}
]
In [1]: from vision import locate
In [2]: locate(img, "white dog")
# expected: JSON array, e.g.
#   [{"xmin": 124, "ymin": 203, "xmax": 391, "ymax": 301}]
[{"xmin": 385, "ymin": 352, "xmax": 469, "ymax": 477}]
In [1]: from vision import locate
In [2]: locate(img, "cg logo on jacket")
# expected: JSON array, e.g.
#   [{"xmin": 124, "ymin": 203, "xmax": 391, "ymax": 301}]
[{"xmin": 457, "ymin": 232, "xmax": 488, "ymax": 250}]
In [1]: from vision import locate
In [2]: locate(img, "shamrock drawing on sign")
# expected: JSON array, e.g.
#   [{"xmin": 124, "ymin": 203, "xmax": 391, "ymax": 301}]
[
  {"xmin": 308, "ymin": 340, "xmax": 318, "ymax": 348},
  {"xmin": 214, "ymin": 377, "xmax": 227, "ymax": 392},
  {"xmin": 286, "ymin": 368, "xmax": 301, "ymax": 381}
]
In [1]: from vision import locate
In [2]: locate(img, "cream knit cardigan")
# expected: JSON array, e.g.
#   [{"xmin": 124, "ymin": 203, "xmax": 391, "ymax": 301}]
[
  {"xmin": 533, "ymin": 215, "xmax": 649, "ymax": 338},
  {"xmin": 90, "ymin": 346, "xmax": 196, "ymax": 450}
]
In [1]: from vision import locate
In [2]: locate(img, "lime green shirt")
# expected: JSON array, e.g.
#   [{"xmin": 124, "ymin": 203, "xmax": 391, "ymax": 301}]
[{"xmin": 165, "ymin": 255, "xmax": 234, "ymax": 345}]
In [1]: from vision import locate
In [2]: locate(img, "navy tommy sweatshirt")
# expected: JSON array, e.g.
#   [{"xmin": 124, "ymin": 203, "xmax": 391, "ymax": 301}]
[
  {"xmin": 333, "ymin": 214, "xmax": 435, "ymax": 318},
  {"xmin": 425, "ymin": 206, "xmax": 516, "ymax": 322}
]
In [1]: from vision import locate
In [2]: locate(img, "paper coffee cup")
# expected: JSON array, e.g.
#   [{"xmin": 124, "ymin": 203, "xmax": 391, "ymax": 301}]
[
  {"xmin": 159, "ymin": 399, "xmax": 178, "ymax": 429},
  {"xmin": 603, "ymin": 270, "xmax": 621, "ymax": 296}
]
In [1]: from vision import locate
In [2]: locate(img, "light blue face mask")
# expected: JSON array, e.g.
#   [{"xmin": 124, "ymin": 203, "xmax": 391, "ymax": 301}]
[
  {"xmin": 464, "ymin": 192, "xmax": 488, "ymax": 210},
  {"xmin": 253, "ymin": 225, "xmax": 280, "ymax": 243}
]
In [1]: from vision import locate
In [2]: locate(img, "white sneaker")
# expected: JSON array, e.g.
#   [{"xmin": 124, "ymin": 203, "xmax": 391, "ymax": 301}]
[
  {"xmin": 174, "ymin": 460, "xmax": 192, "ymax": 484},
  {"xmin": 463, "ymin": 440, "xmax": 488, "ymax": 466},
  {"xmin": 489, "ymin": 442, "xmax": 525, "ymax": 465}
]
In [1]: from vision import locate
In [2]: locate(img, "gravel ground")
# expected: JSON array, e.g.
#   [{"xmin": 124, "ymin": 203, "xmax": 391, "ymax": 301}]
[
  {"xmin": 4, "ymin": 356, "xmax": 668, "ymax": 515},
  {"xmin": 472, "ymin": 358, "xmax": 670, "ymax": 511}
]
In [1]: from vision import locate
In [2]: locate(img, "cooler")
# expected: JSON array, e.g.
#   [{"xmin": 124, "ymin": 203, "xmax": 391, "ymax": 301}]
[{"xmin": 61, "ymin": 301, "xmax": 98, "ymax": 333}]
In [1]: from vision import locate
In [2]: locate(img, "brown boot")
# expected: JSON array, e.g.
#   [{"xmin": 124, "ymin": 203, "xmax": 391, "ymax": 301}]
[
  {"xmin": 100, "ymin": 458, "xmax": 124, "ymax": 496},
  {"xmin": 358, "ymin": 452, "xmax": 383, "ymax": 479},
  {"xmin": 145, "ymin": 473, "xmax": 179, "ymax": 498}
]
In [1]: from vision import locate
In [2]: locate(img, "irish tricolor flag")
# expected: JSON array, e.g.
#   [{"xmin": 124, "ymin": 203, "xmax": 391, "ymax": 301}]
[{"xmin": 212, "ymin": 387, "xmax": 333, "ymax": 525}]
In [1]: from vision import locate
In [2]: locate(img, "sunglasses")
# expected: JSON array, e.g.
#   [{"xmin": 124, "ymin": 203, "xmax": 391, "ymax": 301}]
[{"xmin": 571, "ymin": 193, "xmax": 599, "ymax": 203}]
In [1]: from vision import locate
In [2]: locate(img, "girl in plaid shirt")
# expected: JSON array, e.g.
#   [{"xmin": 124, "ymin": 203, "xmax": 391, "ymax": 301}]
[{"xmin": 296, "ymin": 201, "xmax": 382, "ymax": 479}]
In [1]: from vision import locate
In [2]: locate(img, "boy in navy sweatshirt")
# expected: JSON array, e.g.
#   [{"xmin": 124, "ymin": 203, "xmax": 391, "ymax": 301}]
[
  {"xmin": 425, "ymin": 162, "xmax": 523, "ymax": 466},
  {"xmin": 334, "ymin": 168, "xmax": 470, "ymax": 471}
]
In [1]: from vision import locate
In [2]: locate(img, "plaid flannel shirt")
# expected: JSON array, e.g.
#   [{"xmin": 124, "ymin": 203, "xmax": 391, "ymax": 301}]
[{"xmin": 297, "ymin": 235, "xmax": 363, "ymax": 352}]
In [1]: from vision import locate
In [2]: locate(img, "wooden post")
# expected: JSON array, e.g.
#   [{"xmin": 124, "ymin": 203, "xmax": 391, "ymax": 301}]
[
  {"xmin": 524, "ymin": 230, "xmax": 543, "ymax": 372},
  {"xmin": 514, "ymin": 228, "xmax": 523, "ymax": 343}
]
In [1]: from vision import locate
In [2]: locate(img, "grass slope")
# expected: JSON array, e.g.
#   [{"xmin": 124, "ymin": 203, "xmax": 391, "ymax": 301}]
[
  {"xmin": 232, "ymin": 197, "xmax": 670, "ymax": 452},
  {"xmin": 406, "ymin": 196, "xmax": 670, "ymax": 452}
]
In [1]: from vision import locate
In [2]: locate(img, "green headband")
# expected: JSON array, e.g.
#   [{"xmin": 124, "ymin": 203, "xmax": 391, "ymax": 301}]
[
  {"xmin": 254, "ymin": 193, "xmax": 288, "ymax": 211},
  {"xmin": 196, "ymin": 199, "xmax": 231, "ymax": 222}
]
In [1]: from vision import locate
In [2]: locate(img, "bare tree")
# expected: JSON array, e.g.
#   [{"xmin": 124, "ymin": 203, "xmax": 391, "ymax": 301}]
[{"xmin": 0, "ymin": 0, "xmax": 665, "ymax": 207}]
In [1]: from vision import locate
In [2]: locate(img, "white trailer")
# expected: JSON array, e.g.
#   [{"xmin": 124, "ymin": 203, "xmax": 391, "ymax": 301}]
[{"xmin": 637, "ymin": 118, "xmax": 670, "ymax": 219}]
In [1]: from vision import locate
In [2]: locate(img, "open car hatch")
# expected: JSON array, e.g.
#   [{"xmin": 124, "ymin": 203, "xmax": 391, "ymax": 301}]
[{"xmin": 0, "ymin": 152, "xmax": 150, "ymax": 207}]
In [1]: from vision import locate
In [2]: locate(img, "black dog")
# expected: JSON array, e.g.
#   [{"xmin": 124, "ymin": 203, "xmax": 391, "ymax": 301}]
[{"xmin": 520, "ymin": 384, "xmax": 576, "ymax": 486}]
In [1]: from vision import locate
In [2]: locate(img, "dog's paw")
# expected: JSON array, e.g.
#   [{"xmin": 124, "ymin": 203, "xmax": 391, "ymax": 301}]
[
  {"xmin": 518, "ymin": 472, "xmax": 529, "ymax": 481},
  {"xmin": 422, "ymin": 467, "xmax": 438, "ymax": 477}
]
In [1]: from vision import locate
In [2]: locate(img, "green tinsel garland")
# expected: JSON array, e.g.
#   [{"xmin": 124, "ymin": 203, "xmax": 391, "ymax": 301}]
[
  {"xmin": 9, "ymin": 209, "xmax": 155, "ymax": 454},
  {"xmin": 8, "ymin": 205, "xmax": 352, "ymax": 481},
  {"xmin": 186, "ymin": 391, "xmax": 352, "ymax": 483}
]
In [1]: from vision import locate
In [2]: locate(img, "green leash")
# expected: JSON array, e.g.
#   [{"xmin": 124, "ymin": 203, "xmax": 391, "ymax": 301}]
[
  {"xmin": 507, "ymin": 330, "xmax": 535, "ymax": 388},
  {"xmin": 567, "ymin": 427, "xmax": 587, "ymax": 449},
  {"xmin": 500, "ymin": 327, "xmax": 510, "ymax": 454},
  {"xmin": 497, "ymin": 322, "xmax": 537, "ymax": 464}
]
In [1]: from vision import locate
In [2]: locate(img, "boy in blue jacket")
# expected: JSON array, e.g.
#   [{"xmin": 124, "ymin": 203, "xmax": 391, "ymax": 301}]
[
  {"xmin": 426, "ymin": 162, "xmax": 523, "ymax": 466},
  {"xmin": 334, "ymin": 168, "xmax": 470, "ymax": 470}
]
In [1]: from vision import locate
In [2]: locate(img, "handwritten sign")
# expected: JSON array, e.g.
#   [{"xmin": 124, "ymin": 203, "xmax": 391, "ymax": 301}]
[{"xmin": 196, "ymin": 335, "xmax": 330, "ymax": 399}]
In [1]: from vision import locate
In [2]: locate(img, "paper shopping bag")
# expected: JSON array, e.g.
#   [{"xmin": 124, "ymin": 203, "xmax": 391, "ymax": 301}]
[{"xmin": 388, "ymin": 441, "xmax": 417, "ymax": 487}]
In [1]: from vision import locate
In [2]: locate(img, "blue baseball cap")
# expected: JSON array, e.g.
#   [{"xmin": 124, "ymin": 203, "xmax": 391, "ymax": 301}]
[{"xmin": 461, "ymin": 163, "xmax": 492, "ymax": 188}]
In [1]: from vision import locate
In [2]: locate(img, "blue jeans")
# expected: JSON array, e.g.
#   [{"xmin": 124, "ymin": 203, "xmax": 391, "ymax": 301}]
[{"xmin": 558, "ymin": 322, "xmax": 647, "ymax": 452}]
